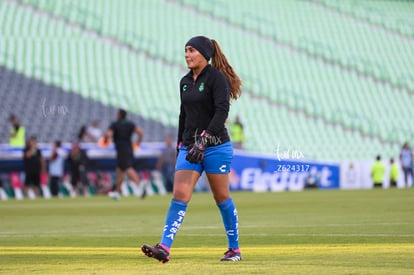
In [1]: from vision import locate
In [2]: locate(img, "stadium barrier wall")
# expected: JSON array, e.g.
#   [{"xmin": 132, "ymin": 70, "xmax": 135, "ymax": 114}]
[
  {"xmin": 230, "ymin": 150, "xmax": 340, "ymax": 191},
  {"xmin": 1, "ymin": 144, "xmax": 407, "ymax": 200},
  {"xmin": 1, "ymin": 143, "xmax": 340, "ymax": 191}
]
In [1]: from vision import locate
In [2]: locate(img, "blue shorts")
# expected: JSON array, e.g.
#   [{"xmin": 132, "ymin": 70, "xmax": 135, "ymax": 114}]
[{"xmin": 176, "ymin": 142, "xmax": 233, "ymax": 174}]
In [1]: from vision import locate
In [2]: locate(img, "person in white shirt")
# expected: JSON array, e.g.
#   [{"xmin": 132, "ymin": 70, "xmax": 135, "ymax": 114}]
[{"xmin": 86, "ymin": 120, "xmax": 103, "ymax": 142}]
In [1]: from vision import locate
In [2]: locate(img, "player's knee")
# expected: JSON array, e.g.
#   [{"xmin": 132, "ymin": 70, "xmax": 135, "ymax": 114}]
[
  {"xmin": 213, "ymin": 193, "xmax": 230, "ymax": 204},
  {"xmin": 172, "ymin": 187, "xmax": 192, "ymax": 203}
]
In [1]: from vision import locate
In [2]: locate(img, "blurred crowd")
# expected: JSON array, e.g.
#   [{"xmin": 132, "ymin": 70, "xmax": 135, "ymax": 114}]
[
  {"xmin": 2, "ymin": 113, "xmax": 411, "ymax": 201},
  {"xmin": 1, "ymin": 114, "xmax": 172, "ymax": 200},
  {"xmin": 1, "ymin": 113, "xmax": 248, "ymax": 200}
]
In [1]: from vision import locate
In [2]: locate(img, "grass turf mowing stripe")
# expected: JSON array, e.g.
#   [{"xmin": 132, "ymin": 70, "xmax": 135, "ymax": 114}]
[
  {"xmin": 1, "ymin": 189, "xmax": 413, "ymax": 274},
  {"xmin": 2, "ymin": 243, "xmax": 414, "ymax": 254},
  {"xmin": 1, "ymin": 244, "xmax": 413, "ymax": 275}
]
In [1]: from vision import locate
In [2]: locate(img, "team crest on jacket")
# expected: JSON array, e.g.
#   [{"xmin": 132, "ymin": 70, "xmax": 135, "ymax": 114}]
[
  {"xmin": 199, "ymin": 82, "xmax": 205, "ymax": 92},
  {"xmin": 182, "ymin": 84, "xmax": 188, "ymax": 92}
]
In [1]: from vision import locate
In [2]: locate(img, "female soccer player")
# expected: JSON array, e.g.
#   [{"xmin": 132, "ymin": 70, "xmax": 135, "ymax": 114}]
[{"xmin": 141, "ymin": 36, "xmax": 242, "ymax": 263}]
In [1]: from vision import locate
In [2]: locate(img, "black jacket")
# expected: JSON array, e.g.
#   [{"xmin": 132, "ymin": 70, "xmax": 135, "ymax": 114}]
[{"xmin": 178, "ymin": 64, "xmax": 230, "ymax": 146}]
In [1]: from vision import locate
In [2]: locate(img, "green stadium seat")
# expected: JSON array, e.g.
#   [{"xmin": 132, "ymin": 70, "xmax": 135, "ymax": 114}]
[{"xmin": 0, "ymin": 0, "xmax": 412, "ymax": 160}]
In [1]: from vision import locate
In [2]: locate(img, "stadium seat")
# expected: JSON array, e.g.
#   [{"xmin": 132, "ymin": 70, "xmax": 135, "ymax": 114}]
[{"xmin": 1, "ymin": 0, "xmax": 413, "ymax": 160}]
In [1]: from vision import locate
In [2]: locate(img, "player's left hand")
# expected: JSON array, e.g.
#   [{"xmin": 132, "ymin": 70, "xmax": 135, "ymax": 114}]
[
  {"xmin": 185, "ymin": 130, "xmax": 212, "ymax": 164},
  {"xmin": 186, "ymin": 143, "xmax": 205, "ymax": 164}
]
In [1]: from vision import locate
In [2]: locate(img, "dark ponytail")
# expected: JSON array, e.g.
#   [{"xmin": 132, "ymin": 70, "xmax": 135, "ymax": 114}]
[{"xmin": 211, "ymin": 40, "xmax": 242, "ymax": 101}]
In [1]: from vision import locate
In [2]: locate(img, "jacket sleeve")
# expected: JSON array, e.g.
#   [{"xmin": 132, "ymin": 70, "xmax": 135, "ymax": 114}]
[
  {"xmin": 177, "ymin": 103, "xmax": 185, "ymax": 146},
  {"xmin": 177, "ymin": 80, "xmax": 185, "ymax": 146}
]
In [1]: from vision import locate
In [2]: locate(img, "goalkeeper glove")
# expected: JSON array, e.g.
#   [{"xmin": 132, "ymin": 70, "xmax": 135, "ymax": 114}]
[{"xmin": 186, "ymin": 130, "xmax": 212, "ymax": 164}]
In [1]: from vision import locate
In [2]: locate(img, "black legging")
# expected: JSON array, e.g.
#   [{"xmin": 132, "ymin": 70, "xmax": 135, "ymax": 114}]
[
  {"xmin": 50, "ymin": 176, "xmax": 61, "ymax": 196},
  {"xmin": 402, "ymin": 167, "xmax": 413, "ymax": 186}
]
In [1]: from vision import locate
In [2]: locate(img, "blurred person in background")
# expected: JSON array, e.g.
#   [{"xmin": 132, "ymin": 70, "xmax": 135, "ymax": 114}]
[
  {"xmin": 230, "ymin": 115, "xmax": 245, "ymax": 149},
  {"xmin": 345, "ymin": 162, "xmax": 358, "ymax": 187},
  {"xmin": 389, "ymin": 158, "xmax": 399, "ymax": 188},
  {"xmin": 155, "ymin": 135, "xmax": 176, "ymax": 193},
  {"xmin": 0, "ymin": 176, "xmax": 7, "ymax": 200},
  {"xmin": 105, "ymin": 109, "xmax": 144, "ymax": 200},
  {"xmin": 86, "ymin": 120, "xmax": 103, "ymax": 143},
  {"xmin": 371, "ymin": 155, "xmax": 385, "ymax": 188},
  {"xmin": 9, "ymin": 114, "xmax": 25, "ymax": 147},
  {"xmin": 141, "ymin": 36, "xmax": 243, "ymax": 263},
  {"xmin": 77, "ymin": 125, "xmax": 88, "ymax": 143},
  {"xmin": 399, "ymin": 142, "xmax": 413, "ymax": 188},
  {"xmin": 67, "ymin": 142, "xmax": 90, "ymax": 197},
  {"xmin": 23, "ymin": 136, "xmax": 45, "ymax": 198},
  {"xmin": 49, "ymin": 140, "xmax": 66, "ymax": 197}
]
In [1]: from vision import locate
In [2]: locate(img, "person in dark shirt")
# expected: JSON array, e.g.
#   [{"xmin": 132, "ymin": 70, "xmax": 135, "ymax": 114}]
[
  {"xmin": 67, "ymin": 142, "xmax": 90, "ymax": 197},
  {"xmin": 141, "ymin": 36, "xmax": 243, "ymax": 263},
  {"xmin": 105, "ymin": 109, "xmax": 144, "ymax": 200},
  {"xmin": 23, "ymin": 136, "xmax": 45, "ymax": 198}
]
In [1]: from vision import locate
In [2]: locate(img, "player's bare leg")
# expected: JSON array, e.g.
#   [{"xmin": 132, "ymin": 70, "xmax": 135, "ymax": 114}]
[
  {"xmin": 206, "ymin": 173, "xmax": 231, "ymax": 204},
  {"xmin": 126, "ymin": 167, "xmax": 140, "ymax": 186},
  {"xmin": 108, "ymin": 168, "xmax": 124, "ymax": 200},
  {"xmin": 115, "ymin": 167, "xmax": 125, "ymax": 192},
  {"xmin": 125, "ymin": 167, "xmax": 146, "ymax": 198}
]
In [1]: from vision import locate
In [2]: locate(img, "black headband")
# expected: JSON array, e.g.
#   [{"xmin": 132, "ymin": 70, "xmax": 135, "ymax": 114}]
[{"xmin": 185, "ymin": 36, "xmax": 214, "ymax": 61}]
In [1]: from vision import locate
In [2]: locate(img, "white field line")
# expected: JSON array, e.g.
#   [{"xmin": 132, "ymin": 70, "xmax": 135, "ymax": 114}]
[
  {"xmin": 1, "ymin": 233, "xmax": 414, "ymax": 237},
  {"xmin": 0, "ymin": 222, "xmax": 413, "ymax": 237},
  {"xmin": 1, "ymin": 231, "xmax": 414, "ymax": 238},
  {"xmin": 184, "ymin": 222, "xmax": 414, "ymax": 229}
]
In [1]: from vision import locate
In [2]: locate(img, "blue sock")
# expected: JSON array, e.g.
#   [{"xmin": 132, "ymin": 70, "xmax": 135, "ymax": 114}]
[
  {"xmin": 160, "ymin": 199, "xmax": 187, "ymax": 249},
  {"xmin": 217, "ymin": 198, "xmax": 239, "ymax": 250}
]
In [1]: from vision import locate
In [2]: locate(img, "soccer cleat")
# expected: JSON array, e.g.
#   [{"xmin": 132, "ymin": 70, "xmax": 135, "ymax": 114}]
[
  {"xmin": 141, "ymin": 243, "xmax": 170, "ymax": 263},
  {"xmin": 220, "ymin": 249, "xmax": 242, "ymax": 262},
  {"xmin": 140, "ymin": 189, "xmax": 146, "ymax": 199},
  {"xmin": 108, "ymin": 191, "xmax": 121, "ymax": 200}
]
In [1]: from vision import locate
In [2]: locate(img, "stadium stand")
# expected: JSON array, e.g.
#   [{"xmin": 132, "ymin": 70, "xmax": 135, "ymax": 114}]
[
  {"xmin": 1, "ymin": 0, "xmax": 413, "ymax": 161},
  {"xmin": 0, "ymin": 65, "xmax": 176, "ymax": 142}
]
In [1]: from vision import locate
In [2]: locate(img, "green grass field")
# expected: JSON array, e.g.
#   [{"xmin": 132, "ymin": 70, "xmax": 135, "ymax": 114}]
[{"xmin": 1, "ymin": 188, "xmax": 414, "ymax": 274}]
